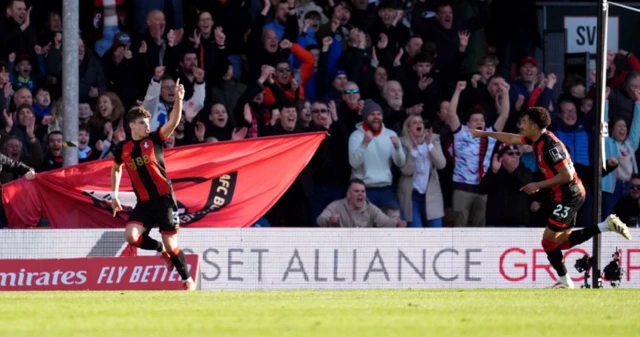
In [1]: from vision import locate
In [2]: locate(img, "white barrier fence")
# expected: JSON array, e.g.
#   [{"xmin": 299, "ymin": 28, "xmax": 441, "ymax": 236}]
[{"xmin": 1, "ymin": 228, "xmax": 639, "ymax": 290}]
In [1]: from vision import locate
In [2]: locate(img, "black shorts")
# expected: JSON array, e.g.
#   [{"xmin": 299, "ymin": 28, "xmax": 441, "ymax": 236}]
[
  {"xmin": 548, "ymin": 194, "xmax": 585, "ymax": 232},
  {"xmin": 127, "ymin": 194, "xmax": 179, "ymax": 234}
]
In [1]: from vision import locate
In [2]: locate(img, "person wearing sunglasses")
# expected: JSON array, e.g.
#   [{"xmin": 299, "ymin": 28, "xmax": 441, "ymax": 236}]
[
  {"xmin": 308, "ymin": 101, "xmax": 351, "ymax": 226},
  {"xmin": 479, "ymin": 143, "xmax": 533, "ymax": 227},
  {"xmin": 337, "ymin": 82, "xmax": 364, "ymax": 133}
]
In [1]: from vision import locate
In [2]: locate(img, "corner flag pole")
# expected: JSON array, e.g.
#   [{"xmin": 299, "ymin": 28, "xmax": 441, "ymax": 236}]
[
  {"xmin": 62, "ymin": 0, "xmax": 79, "ymax": 167},
  {"xmin": 592, "ymin": 0, "xmax": 609, "ymax": 289}
]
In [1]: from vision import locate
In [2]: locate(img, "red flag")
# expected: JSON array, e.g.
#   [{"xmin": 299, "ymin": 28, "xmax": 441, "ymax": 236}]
[{"xmin": 3, "ymin": 133, "xmax": 326, "ymax": 229}]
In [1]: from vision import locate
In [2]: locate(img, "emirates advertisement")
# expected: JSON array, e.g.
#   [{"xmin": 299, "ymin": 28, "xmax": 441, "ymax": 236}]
[{"xmin": 0, "ymin": 255, "xmax": 200, "ymax": 291}]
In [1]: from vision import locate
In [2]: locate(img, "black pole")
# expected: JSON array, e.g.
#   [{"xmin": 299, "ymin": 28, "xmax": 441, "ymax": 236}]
[{"xmin": 592, "ymin": 0, "xmax": 609, "ymax": 289}]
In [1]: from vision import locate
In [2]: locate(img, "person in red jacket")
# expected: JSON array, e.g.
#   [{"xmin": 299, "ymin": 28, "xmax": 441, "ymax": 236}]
[{"xmin": 263, "ymin": 39, "xmax": 315, "ymax": 106}]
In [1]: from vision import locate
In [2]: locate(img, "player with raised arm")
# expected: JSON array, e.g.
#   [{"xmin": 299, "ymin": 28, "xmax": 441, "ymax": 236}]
[
  {"xmin": 111, "ymin": 79, "xmax": 195, "ymax": 290},
  {"xmin": 470, "ymin": 106, "xmax": 631, "ymax": 289}
]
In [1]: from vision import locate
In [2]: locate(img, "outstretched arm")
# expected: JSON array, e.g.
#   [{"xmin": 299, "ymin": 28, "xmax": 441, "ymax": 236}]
[
  {"xmin": 160, "ymin": 79, "xmax": 185, "ymax": 140},
  {"xmin": 469, "ymin": 129, "xmax": 524, "ymax": 145}
]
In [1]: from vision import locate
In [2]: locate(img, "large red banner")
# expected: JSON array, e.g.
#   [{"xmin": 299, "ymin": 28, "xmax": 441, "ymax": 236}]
[
  {"xmin": 0, "ymin": 255, "xmax": 200, "ymax": 291},
  {"xmin": 2, "ymin": 133, "xmax": 325, "ymax": 229}
]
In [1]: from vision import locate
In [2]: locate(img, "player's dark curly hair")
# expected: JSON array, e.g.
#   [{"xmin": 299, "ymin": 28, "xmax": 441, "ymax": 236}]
[
  {"xmin": 125, "ymin": 106, "xmax": 152, "ymax": 123},
  {"xmin": 523, "ymin": 107, "xmax": 552, "ymax": 130}
]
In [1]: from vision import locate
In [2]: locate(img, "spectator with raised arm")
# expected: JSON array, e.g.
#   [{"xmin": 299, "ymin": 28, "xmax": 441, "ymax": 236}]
[
  {"xmin": 264, "ymin": 102, "xmax": 314, "ymax": 227},
  {"xmin": 348, "ymin": 99, "xmax": 406, "ymax": 212},
  {"xmin": 263, "ymin": 39, "xmax": 315, "ymax": 106},
  {"xmin": 8, "ymin": 47, "xmax": 47, "ymax": 92},
  {"xmin": 397, "ymin": 115, "xmax": 446, "ymax": 228},
  {"xmin": 381, "ymin": 79, "xmax": 424, "ymax": 133},
  {"xmin": 188, "ymin": 12, "xmax": 235, "ymax": 84},
  {"xmin": 2, "ymin": 105, "xmax": 41, "ymax": 160},
  {"xmin": 404, "ymin": 52, "xmax": 441, "ymax": 123},
  {"xmin": 604, "ymin": 50, "xmax": 640, "ymax": 90},
  {"xmin": 234, "ymin": 65, "xmax": 284, "ymax": 138},
  {"xmin": 263, "ymin": 0, "xmax": 297, "ymax": 42},
  {"xmin": 510, "ymin": 57, "xmax": 557, "ymax": 113},
  {"xmin": 103, "ymin": 42, "xmax": 140, "ymax": 109},
  {"xmin": 131, "ymin": 10, "xmax": 181, "ymax": 88},
  {"xmin": 602, "ymin": 94, "xmax": 640, "ymax": 219},
  {"xmin": 203, "ymin": 103, "xmax": 248, "ymax": 143},
  {"xmin": 458, "ymin": 55, "xmax": 498, "ymax": 114},
  {"xmin": 411, "ymin": 0, "xmax": 489, "ymax": 89},
  {"xmin": 0, "ymin": 0, "xmax": 36, "ymax": 57},
  {"xmin": 308, "ymin": 100, "xmax": 350, "ymax": 226},
  {"xmin": 0, "ymin": 132, "xmax": 36, "ymax": 228},
  {"xmin": 87, "ymin": 92, "xmax": 124, "ymax": 158},
  {"xmin": 608, "ymin": 71, "xmax": 640, "ymax": 125},
  {"xmin": 314, "ymin": 36, "xmax": 344, "ymax": 103},
  {"xmin": 443, "ymin": 80, "xmax": 510, "ymax": 227},
  {"xmin": 0, "ymin": 135, "xmax": 40, "ymax": 183},
  {"xmin": 245, "ymin": 0, "xmax": 283, "ymax": 81},
  {"xmin": 133, "ymin": 1, "xmax": 183, "ymax": 37},
  {"xmin": 368, "ymin": 0, "xmax": 410, "ymax": 50},
  {"xmin": 143, "ymin": 66, "xmax": 205, "ymax": 132},
  {"xmin": 337, "ymin": 81, "xmax": 364, "ymax": 133}
]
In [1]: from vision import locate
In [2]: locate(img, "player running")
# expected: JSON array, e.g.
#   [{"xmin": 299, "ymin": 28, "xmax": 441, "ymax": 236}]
[
  {"xmin": 470, "ymin": 106, "xmax": 631, "ymax": 289},
  {"xmin": 111, "ymin": 79, "xmax": 195, "ymax": 290}
]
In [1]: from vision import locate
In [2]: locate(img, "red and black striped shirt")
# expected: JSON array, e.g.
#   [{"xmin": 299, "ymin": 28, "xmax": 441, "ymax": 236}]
[
  {"xmin": 521, "ymin": 131, "xmax": 585, "ymax": 202},
  {"xmin": 114, "ymin": 131, "xmax": 172, "ymax": 202}
]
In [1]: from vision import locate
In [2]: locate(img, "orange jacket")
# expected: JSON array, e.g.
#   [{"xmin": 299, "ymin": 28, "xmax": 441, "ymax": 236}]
[{"xmin": 264, "ymin": 43, "xmax": 315, "ymax": 106}]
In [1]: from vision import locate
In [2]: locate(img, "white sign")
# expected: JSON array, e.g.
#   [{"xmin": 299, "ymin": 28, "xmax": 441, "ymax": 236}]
[
  {"xmin": 565, "ymin": 16, "xmax": 619, "ymax": 54},
  {"xmin": 1, "ymin": 228, "xmax": 639, "ymax": 290}
]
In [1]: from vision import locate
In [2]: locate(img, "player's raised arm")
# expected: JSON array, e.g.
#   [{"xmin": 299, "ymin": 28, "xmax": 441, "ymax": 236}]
[
  {"xmin": 111, "ymin": 162, "xmax": 123, "ymax": 216},
  {"xmin": 161, "ymin": 78, "xmax": 185, "ymax": 140},
  {"xmin": 469, "ymin": 129, "xmax": 524, "ymax": 145}
]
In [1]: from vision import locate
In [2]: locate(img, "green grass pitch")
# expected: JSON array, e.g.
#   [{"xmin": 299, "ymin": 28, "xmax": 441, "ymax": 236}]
[{"xmin": 1, "ymin": 289, "xmax": 639, "ymax": 337}]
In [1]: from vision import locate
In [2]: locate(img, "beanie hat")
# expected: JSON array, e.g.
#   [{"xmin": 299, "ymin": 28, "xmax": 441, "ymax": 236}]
[
  {"xmin": 361, "ymin": 99, "xmax": 382, "ymax": 121},
  {"xmin": 332, "ymin": 69, "xmax": 346, "ymax": 82}
]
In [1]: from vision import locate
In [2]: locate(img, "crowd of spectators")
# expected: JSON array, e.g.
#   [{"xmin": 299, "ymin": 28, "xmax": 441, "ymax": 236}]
[{"xmin": 0, "ymin": 0, "xmax": 639, "ymax": 229}]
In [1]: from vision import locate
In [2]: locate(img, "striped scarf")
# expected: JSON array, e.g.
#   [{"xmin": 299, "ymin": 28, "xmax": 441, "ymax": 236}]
[{"xmin": 478, "ymin": 136, "xmax": 488, "ymax": 181}]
